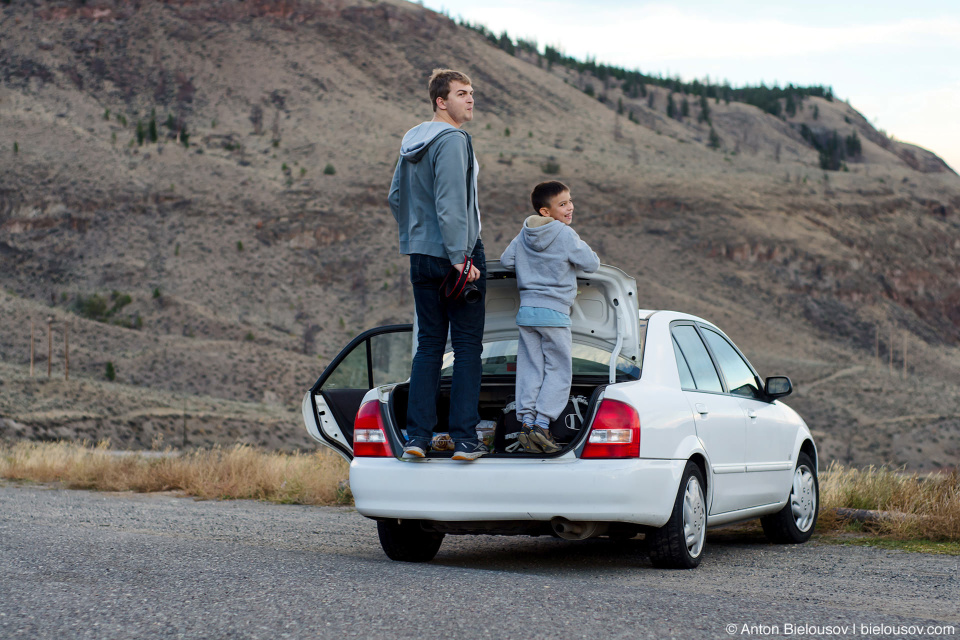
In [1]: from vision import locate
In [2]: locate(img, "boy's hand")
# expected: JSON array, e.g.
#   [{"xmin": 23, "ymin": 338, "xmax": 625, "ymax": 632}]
[{"xmin": 454, "ymin": 262, "xmax": 480, "ymax": 282}]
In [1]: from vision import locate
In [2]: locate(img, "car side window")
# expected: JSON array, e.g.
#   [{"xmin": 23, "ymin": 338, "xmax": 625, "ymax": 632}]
[
  {"xmin": 673, "ymin": 337, "xmax": 696, "ymax": 390},
  {"xmin": 671, "ymin": 325, "xmax": 723, "ymax": 393},
  {"xmin": 701, "ymin": 328, "xmax": 762, "ymax": 399}
]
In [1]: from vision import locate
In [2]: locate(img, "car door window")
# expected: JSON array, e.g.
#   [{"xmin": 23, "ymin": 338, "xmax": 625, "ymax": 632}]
[
  {"xmin": 322, "ymin": 343, "xmax": 369, "ymax": 390},
  {"xmin": 671, "ymin": 325, "xmax": 723, "ymax": 392},
  {"xmin": 673, "ymin": 337, "xmax": 696, "ymax": 389},
  {"xmin": 370, "ymin": 331, "xmax": 414, "ymax": 387},
  {"xmin": 701, "ymin": 328, "xmax": 762, "ymax": 399}
]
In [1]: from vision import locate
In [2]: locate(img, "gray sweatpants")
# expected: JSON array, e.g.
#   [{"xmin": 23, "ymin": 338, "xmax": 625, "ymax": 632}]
[{"xmin": 516, "ymin": 325, "xmax": 572, "ymax": 427}]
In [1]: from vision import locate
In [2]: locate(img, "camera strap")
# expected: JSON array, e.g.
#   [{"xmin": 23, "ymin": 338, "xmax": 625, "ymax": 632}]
[{"xmin": 441, "ymin": 256, "xmax": 473, "ymax": 300}]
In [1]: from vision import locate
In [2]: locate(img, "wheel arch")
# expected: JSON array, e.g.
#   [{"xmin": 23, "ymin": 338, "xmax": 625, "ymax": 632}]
[
  {"xmin": 799, "ymin": 439, "xmax": 818, "ymax": 474},
  {"xmin": 667, "ymin": 434, "xmax": 711, "ymax": 510},
  {"xmin": 688, "ymin": 452, "xmax": 708, "ymax": 497}
]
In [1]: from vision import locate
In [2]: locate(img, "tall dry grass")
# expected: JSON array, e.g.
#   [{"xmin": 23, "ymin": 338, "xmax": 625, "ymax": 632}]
[
  {"xmin": 819, "ymin": 462, "xmax": 960, "ymax": 541},
  {"xmin": 0, "ymin": 441, "xmax": 351, "ymax": 505},
  {"xmin": 3, "ymin": 443, "xmax": 958, "ymax": 541}
]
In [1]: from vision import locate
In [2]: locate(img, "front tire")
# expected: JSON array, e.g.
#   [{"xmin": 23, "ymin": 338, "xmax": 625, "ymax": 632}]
[
  {"xmin": 377, "ymin": 519, "xmax": 445, "ymax": 562},
  {"xmin": 648, "ymin": 461, "xmax": 707, "ymax": 569},
  {"xmin": 761, "ymin": 452, "xmax": 819, "ymax": 544}
]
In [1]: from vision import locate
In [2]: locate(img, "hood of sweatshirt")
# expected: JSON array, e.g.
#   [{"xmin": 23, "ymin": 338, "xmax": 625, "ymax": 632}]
[
  {"xmin": 521, "ymin": 215, "xmax": 565, "ymax": 252},
  {"xmin": 399, "ymin": 122, "xmax": 460, "ymax": 163}
]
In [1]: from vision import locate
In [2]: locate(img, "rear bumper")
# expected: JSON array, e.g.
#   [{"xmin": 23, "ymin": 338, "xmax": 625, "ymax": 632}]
[{"xmin": 349, "ymin": 455, "xmax": 685, "ymax": 527}]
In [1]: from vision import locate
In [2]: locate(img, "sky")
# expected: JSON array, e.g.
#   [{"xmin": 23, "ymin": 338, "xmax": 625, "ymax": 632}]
[{"xmin": 422, "ymin": 0, "xmax": 960, "ymax": 172}]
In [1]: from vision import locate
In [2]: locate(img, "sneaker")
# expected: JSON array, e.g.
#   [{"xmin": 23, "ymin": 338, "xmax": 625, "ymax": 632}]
[
  {"xmin": 403, "ymin": 439, "xmax": 430, "ymax": 458},
  {"xmin": 451, "ymin": 440, "xmax": 488, "ymax": 461},
  {"xmin": 518, "ymin": 424, "xmax": 561, "ymax": 454}
]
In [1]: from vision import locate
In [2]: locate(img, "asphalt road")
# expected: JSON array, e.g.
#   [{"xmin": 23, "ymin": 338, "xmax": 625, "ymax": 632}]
[{"xmin": 1, "ymin": 483, "xmax": 957, "ymax": 640}]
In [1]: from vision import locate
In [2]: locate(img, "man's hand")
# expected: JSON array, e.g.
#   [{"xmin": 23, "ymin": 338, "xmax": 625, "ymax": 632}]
[{"xmin": 453, "ymin": 262, "xmax": 480, "ymax": 282}]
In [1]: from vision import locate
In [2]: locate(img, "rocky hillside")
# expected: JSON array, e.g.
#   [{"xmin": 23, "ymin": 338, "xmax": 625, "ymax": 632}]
[{"xmin": 1, "ymin": 0, "xmax": 959, "ymax": 469}]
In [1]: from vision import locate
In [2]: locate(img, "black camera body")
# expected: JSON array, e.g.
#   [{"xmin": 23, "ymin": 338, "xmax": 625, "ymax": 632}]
[{"xmin": 441, "ymin": 257, "xmax": 481, "ymax": 304}]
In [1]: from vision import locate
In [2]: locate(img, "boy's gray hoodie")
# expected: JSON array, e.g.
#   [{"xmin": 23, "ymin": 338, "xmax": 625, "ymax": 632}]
[
  {"xmin": 500, "ymin": 216, "xmax": 600, "ymax": 314},
  {"xmin": 388, "ymin": 122, "xmax": 481, "ymax": 264}
]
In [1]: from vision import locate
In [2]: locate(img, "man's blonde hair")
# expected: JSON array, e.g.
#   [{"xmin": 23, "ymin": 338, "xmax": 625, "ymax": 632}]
[{"xmin": 428, "ymin": 68, "xmax": 472, "ymax": 112}]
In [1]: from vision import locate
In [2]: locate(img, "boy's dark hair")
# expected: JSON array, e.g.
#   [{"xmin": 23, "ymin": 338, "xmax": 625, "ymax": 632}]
[
  {"xmin": 428, "ymin": 69, "xmax": 472, "ymax": 112},
  {"xmin": 531, "ymin": 181, "xmax": 569, "ymax": 214}
]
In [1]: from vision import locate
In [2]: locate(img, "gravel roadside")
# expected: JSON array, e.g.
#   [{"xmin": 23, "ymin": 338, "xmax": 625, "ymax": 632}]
[{"xmin": 1, "ymin": 482, "xmax": 957, "ymax": 640}]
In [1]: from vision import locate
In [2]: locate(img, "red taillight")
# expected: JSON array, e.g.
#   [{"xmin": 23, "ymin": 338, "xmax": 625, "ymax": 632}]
[
  {"xmin": 353, "ymin": 401, "xmax": 392, "ymax": 457},
  {"xmin": 581, "ymin": 399, "xmax": 640, "ymax": 459}
]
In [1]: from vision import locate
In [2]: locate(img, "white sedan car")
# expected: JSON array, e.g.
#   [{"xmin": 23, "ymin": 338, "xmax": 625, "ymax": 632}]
[{"xmin": 302, "ymin": 263, "xmax": 818, "ymax": 568}]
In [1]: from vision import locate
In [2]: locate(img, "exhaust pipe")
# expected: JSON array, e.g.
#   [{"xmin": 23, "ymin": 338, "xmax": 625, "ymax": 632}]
[{"xmin": 550, "ymin": 517, "xmax": 609, "ymax": 540}]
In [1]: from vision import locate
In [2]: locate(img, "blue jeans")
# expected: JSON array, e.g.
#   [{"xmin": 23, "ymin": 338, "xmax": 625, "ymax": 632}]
[{"xmin": 407, "ymin": 239, "xmax": 486, "ymax": 445}]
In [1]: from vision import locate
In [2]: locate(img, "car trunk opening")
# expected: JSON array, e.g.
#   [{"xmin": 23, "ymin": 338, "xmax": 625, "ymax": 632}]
[{"xmin": 386, "ymin": 376, "xmax": 609, "ymax": 457}]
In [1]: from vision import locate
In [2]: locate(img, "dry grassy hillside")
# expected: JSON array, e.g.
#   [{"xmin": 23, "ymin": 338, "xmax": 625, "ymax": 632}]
[{"xmin": 1, "ymin": 0, "xmax": 960, "ymax": 469}]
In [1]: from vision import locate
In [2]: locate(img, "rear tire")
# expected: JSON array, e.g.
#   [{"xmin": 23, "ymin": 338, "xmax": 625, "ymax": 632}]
[
  {"xmin": 377, "ymin": 519, "xmax": 445, "ymax": 562},
  {"xmin": 648, "ymin": 461, "xmax": 707, "ymax": 569},
  {"xmin": 761, "ymin": 452, "xmax": 819, "ymax": 544}
]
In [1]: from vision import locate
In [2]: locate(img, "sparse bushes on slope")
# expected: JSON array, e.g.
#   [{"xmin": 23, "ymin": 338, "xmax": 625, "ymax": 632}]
[{"xmin": 74, "ymin": 291, "xmax": 141, "ymax": 329}]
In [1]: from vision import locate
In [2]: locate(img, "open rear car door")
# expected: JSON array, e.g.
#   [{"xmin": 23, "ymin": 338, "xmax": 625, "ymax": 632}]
[{"xmin": 301, "ymin": 325, "xmax": 413, "ymax": 462}]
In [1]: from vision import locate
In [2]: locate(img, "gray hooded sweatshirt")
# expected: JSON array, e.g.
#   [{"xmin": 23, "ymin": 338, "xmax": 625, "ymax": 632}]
[
  {"xmin": 500, "ymin": 216, "xmax": 601, "ymax": 314},
  {"xmin": 388, "ymin": 122, "xmax": 481, "ymax": 264}
]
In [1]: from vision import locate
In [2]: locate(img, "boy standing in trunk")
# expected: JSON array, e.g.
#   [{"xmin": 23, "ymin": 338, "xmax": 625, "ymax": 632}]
[{"xmin": 499, "ymin": 181, "xmax": 600, "ymax": 453}]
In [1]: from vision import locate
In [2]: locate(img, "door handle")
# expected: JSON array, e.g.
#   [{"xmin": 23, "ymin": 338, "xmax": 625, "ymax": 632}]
[
  {"xmin": 695, "ymin": 403, "xmax": 709, "ymax": 416},
  {"xmin": 747, "ymin": 410, "xmax": 758, "ymax": 419}
]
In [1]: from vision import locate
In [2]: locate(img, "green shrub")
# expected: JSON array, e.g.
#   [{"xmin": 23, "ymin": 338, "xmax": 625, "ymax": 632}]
[
  {"xmin": 541, "ymin": 160, "xmax": 561, "ymax": 174},
  {"xmin": 75, "ymin": 292, "xmax": 132, "ymax": 323},
  {"xmin": 708, "ymin": 127, "xmax": 721, "ymax": 149},
  {"xmin": 152, "ymin": 287, "xmax": 161, "ymax": 299},
  {"xmin": 13, "ymin": 142, "xmax": 19, "ymax": 154},
  {"xmin": 504, "ymin": 127, "xmax": 511, "ymax": 137},
  {"xmin": 105, "ymin": 362, "xmax": 116, "ymax": 381},
  {"xmin": 237, "ymin": 241, "xmax": 244, "ymax": 251},
  {"xmin": 323, "ymin": 163, "xmax": 336, "ymax": 175},
  {"xmin": 244, "ymin": 332, "xmax": 255, "ymax": 341}
]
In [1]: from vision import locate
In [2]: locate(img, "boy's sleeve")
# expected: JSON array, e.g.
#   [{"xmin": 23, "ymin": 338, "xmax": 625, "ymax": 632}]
[
  {"xmin": 432, "ymin": 133, "xmax": 471, "ymax": 264},
  {"xmin": 388, "ymin": 158, "xmax": 401, "ymax": 221},
  {"xmin": 500, "ymin": 236, "xmax": 519, "ymax": 270},
  {"xmin": 567, "ymin": 228, "xmax": 601, "ymax": 273}
]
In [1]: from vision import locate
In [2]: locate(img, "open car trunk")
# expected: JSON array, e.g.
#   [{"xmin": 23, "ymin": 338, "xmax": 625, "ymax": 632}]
[
  {"xmin": 304, "ymin": 263, "xmax": 642, "ymax": 462},
  {"xmin": 387, "ymin": 376, "xmax": 608, "ymax": 457}
]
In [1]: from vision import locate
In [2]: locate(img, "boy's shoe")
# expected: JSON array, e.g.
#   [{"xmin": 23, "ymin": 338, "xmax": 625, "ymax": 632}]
[
  {"xmin": 518, "ymin": 424, "xmax": 561, "ymax": 454},
  {"xmin": 451, "ymin": 441, "xmax": 488, "ymax": 461},
  {"xmin": 402, "ymin": 439, "xmax": 430, "ymax": 458}
]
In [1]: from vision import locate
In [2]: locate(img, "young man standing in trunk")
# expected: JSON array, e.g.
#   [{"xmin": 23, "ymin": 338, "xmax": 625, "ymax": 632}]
[{"xmin": 388, "ymin": 69, "xmax": 487, "ymax": 461}]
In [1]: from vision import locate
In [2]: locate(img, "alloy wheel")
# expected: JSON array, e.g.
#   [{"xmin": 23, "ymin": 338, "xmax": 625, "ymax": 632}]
[
  {"xmin": 682, "ymin": 476, "xmax": 706, "ymax": 558},
  {"xmin": 790, "ymin": 465, "xmax": 817, "ymax": 532}
]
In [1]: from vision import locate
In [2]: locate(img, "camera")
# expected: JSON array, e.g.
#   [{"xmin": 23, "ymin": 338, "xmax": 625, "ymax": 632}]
[{"xmin": 442, "ymin": 257, "xmax": 481, "ymax": 304}]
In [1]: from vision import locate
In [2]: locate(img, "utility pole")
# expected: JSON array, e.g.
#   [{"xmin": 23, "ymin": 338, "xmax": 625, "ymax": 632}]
[
  {"xmin": 888, "ymin": 325, "xmax": 893, "ymax": 375},
  {"xmin": 64, "ymin": 321, "xmax": 69, "ymax": 381},
  {"xmin": 874, "ymin": 325, "xmax": 879, "ymax": 367},
  {"xmin": 903, "ymin": 332, "xmax": 907, "ymax": 379},
  {"xmin": 47, "ymin": 317, "xmax": 53, "ymax": 378}
]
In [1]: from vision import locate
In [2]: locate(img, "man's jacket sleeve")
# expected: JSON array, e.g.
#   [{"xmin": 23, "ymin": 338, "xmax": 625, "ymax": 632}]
[
  {"xmin": 431, "ymin": 133, "xmax": 471, "ymax": 264},
  {"xmin": 388, "ymin": 158, "xmax": 401, "ymax": 222}
]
